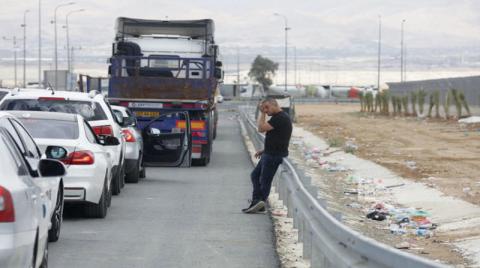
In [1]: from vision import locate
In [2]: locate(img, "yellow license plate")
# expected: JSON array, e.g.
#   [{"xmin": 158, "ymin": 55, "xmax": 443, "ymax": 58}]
[{"xmin": 135, "ymin": 111, "xmax": 160, "ymax": 117}]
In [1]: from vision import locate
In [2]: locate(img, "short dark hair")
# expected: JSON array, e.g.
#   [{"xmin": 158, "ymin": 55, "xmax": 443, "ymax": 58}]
[{"xmin": 261, "ymin": 97, "xmax": 278, "ymax": 106}]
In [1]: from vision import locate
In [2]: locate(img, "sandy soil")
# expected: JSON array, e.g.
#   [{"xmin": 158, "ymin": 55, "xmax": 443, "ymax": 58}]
[{"xmin": 295, "ymin": 104, "xmax": 480, "ymax": 205}]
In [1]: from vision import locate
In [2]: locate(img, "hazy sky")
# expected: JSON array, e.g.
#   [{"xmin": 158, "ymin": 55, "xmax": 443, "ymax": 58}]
[{"xmin": 1, "ymin": 0, "xmax": 480, "ymax": 56}]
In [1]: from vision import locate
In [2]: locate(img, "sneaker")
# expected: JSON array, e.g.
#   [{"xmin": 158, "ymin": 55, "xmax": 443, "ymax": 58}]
[
  {"xmin": 256, "ymin": 206, "xmax": 266, "ymax": 214},
  {"xmin": 242, "ymin": 200, "xmax": 265, "ymax": 214}
]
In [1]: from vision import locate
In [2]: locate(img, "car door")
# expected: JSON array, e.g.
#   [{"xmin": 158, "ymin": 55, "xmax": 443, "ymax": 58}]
[
  {"xmin": 8, "ymin": 119, "xmax": 59, "ymax": 227},
  {"xmin": 142, "ymin": 111, "xmax": 191, "ymax": 167}
]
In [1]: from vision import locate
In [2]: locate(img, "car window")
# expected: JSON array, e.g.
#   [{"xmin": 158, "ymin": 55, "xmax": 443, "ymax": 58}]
[
  {"xmin": 19, "ymin": 118, "xmax": 79, "ymax": 139},
  {"xmin": 84, "ymin": 121, "xmax": 98, "ymax": 144},
  {"xmin": 1, "ymin": 99, "xmax": 108, "ymax": 121},
  {"xmin": 0, "ymin": 129, "xmax": 29, "ymax": 176},
  {"xmin": 10, "ymin": 119, "xmax": 41, "ymax": 159},
  {"xmin": 0, "ymin": 91, "xmax": 8, "ymax": 101},
  {"xmin": 0, "ymin": 118, "xmax": 26, "ymax": 154}
]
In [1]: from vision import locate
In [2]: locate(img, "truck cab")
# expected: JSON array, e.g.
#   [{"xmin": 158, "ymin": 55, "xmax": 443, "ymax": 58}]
[{"xmin": 108, "ymin": 17, "xmax": 223, "ymax": 166}]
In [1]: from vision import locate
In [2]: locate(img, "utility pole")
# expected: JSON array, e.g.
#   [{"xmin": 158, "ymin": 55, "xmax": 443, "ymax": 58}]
[
  {"xmin": 400, "ymin": 19, "xmax": 405, "ymax": 82},
  {"xmin": 274, "ymin": 13, "xmax": 290, "ymax": 92},
  {"xmin": 53, "ymin": 2, "xmax": 75, "ymax": 89},
  {"xmin": 294, "ymin": 46, "xmax": 297, "ymax": 85},
  {"xmin": 65, "ymin": 9, "xmax": 84, "ymax": 74},
  {"xmin": 377, "ymin": 15, "xmax": 382, "ymax": 91},
  {"xmin": 236, "ymin": 47, "xmax": 240, "ymax": 97},
  {"xmin": 2, "ymin": 36, "xmax": 19, "ymax": 87},
  {"xmin": 38, "ymin": 0, "xmax": 42, "ymax": 87},
  {"xmin": 21, "ymin": 9, "xmax": 29, "ymax": 87}
]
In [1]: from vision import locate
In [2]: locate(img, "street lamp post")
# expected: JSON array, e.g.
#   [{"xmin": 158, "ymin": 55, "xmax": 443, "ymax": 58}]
[
  {"xmin": 400, "ymin": 19, "xmax": 406, "ymax": 82},
  {"xmin": 274, "ymin": 13, "xmax": 291, "ymax": 92},
  {"xmin": 38, "ymin": 0, "xmax": 41, "ymax": 87},
  {"xmin": 65, "ymin": 9, "xmax": 84, "ymax": 74},
  {"xmin": 2, "ymin": 36, "xmax": 19, "ymax": 87},
  {"xmin": 53, "ymin": 2, "xmax": 75, "ymax": 89},
  {"xmin": 21, "ymin": 9, "xmax": 29, "ymax": 87},
  {"xmin": 400, "ymin": 20, "xmax": 405, "ymax": 82},
  {"xmin": 377, "ymin": 15, "xmax": 382, "ymax": 91}
]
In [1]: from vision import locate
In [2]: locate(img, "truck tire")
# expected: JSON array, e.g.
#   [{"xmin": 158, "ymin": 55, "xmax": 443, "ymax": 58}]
[{"xmin": 192, "ymin": 156, "xmax": 209, "ymax": 166}]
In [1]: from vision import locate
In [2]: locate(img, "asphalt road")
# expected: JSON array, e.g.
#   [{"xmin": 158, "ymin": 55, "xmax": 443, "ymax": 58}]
[{"xmin": 49, "ymin": 111, "xmax": 280, "ymax": 268}]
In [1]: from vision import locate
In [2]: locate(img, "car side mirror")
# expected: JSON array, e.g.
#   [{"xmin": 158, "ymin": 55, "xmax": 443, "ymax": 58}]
[
  {"xmin": 38, "ymin": 159, "xmax": 66, "ymax": 177},
  {"xmin": 215, "ymin": 61, "xmax": 223, "ymax": 67},
  {"xmin": 147, "ymin": 127, "xmax": 161, "ymax": 136},
  {"xmin": 45, "ymin": 146, "xmax": 68, "ymax": 160},
  {"xmin": 101, "ymin": 136, "xmax": 120, "ymax": 146}
]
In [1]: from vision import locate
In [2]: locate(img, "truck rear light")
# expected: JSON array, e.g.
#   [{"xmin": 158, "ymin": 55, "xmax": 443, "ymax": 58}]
[
  {"xmin": 92, "ymin": 125, "xmax": 113, "ymax": 136},
  {"xmin": 176, "ymin": 120, "xmax": 206, "ymax": 130},
  {"xmin": 0, "ymin": 186, "xmax": 15, "ymax": 222},
  {"xmin": 122, "ymin": 129, "xmax": 136, "ymax": 142},
  {"xmin": 192, "ymin": 145, "xmax": 202, "ymax": 153},
  {"xmin": 62, "ymin": 151, "xmax": 95, "ymax": 165},
  {"xmin": 192, "ymin": 131, "xmax": 206, "ymax": 138}
]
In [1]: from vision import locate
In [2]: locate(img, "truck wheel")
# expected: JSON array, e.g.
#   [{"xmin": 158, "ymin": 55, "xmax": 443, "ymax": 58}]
[{"xmin": 192, "ymin": 157, "xmax": 209, "ymax": 166}]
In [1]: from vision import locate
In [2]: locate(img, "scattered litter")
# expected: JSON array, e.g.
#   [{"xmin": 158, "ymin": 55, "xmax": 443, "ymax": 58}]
[
  {"xmin": 347, "ymin": 202, "xmax": 362, "ymax": 209},
  {"xmin": 405, "ymin": 161, "xmax": 417, "ymax": 170},
  {"xmin": 385, "ymin": 183, "xmax": 405, "ymax": 189},
  {"xmin": 395, "ymin": 241, "xmax": 411, "ymax": 249},
  {"xmin": 367, "ymin": 211, "xmax": 388, "ymax": 221},
  {"xmin": 458, "ymin": 116, "xmax": 480, "ymax": 124},
  {"xmin": 344, "ymin": 140, "xmax": 358, "ymax": 154}
]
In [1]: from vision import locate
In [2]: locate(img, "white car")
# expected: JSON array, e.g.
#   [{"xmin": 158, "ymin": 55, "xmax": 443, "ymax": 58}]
[
  {"xmin": 0, "ymin": 88, "xmax": 127, "ymax": 196},
  {"xmin": 0, "ymin": 112, "xmax": 65, "ymax": 242},
  {"xmin": 111, "ymin": 105, "xmax": 144, "ymax": 182},
  {"xmin": 10, "ymin": 111, "xmax": 118, "ymax": 218},
  {"xmin": 0, "ymin": 113, "xmax": 66, "ymax": 268}
]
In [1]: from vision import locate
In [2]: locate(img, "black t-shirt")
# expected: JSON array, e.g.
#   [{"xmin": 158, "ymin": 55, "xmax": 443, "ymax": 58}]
[{"xmin": 264, "ymin": 111, "xmax": 292, "ymax": 157}]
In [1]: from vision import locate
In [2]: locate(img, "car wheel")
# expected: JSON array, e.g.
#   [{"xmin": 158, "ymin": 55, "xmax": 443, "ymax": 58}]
[
  {"xmin": 84, "ymin": 181, "xmax": 108, "ymax": 218},
  {"xmin": 48, "ymin": 186, "xmax": 63, "ymax": 242},
  {"xmin": 125, "ymin": 160, "xmax": 140, "ymax": 183},
  {"xmin": 119, "ymin": 164, "xmax": 125, "ymax": 189},
  {"xmin": 111, "ymin": 166, "xmax": 121, "ymax": 196},
  {"xmin": 39, "ymin": 240, "xmax": 48, "ymax": 268}
]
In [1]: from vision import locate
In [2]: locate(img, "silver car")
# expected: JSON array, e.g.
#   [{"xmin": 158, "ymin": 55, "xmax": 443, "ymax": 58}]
[
  {"xmin": 111, "ymin": 105, "xmax": 145, "ymax": 182},
  {"xmin": 0, "ymin": 114, "xmax": 66, "ymax": 268}
]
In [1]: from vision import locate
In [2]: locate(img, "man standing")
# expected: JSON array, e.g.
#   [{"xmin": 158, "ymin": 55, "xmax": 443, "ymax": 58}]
[{"xmin": 243, "ymin": 98, "xmax": 292, "ymax": 213}]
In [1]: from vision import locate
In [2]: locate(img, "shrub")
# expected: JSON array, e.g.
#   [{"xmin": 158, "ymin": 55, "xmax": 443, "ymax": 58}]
[
  {"xmin": 418, "ymin": 89, "xmax": 427, "ymax": 115},
  {"xmin": 451, "ymin": 89, "xmax": 462, "ymax": 118},
  {"xmin": 328, "ymin": 136, "xmax": 345, "ymax": 148},
  {"xmin": 410, "ymin": 91, "xmax": 418, "ymax": 116},
  {"xmin": 402, "ymin": 95, "xmax": 409, "ymax": 115},
  {"xmin": 443, "ymin": 90, "xmax": 452, "ymax": 119}
]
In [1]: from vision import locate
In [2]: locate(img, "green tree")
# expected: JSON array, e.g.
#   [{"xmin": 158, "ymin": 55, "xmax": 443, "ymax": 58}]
[{"xmin": 248, "ymin": 55, "xmax": 279, "ymax": 92}]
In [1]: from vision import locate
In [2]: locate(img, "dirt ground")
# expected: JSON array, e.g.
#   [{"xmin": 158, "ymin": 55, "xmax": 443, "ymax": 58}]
[{"xmin": 295, "ymin": 103, "xmax": 480, "ymax": 206}]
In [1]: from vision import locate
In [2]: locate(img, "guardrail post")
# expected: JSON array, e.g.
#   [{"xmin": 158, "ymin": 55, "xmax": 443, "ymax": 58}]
[{"xmin": 303, "ymin": 220, "xmax": 313, "ymax": 261}]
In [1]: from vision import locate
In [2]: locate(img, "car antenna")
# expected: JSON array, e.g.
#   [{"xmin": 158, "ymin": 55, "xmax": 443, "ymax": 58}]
[{"xmin": 47, "ymin": 82, "xmax": 55, "ymax": 95}]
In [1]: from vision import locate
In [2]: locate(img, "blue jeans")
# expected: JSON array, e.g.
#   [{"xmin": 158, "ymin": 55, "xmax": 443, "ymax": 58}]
[{"xmin": 251, "ymin": 153, "xmax": 284, "ymax": 201}]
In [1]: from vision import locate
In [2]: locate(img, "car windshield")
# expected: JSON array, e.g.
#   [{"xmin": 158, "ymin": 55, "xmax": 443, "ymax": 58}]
[
  {"xmin": 18, "ymin": 118, "xmax": 79, "ymax": 139},
  {"xmin": 1, "ymin": 99, "xmax": 108, "ymax": 121}
]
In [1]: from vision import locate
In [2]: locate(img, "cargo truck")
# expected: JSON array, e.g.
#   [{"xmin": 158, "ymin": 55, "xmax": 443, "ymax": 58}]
[{"xmin": 107, "ymin": 17, "xmax": 223, "ymax": 166}]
